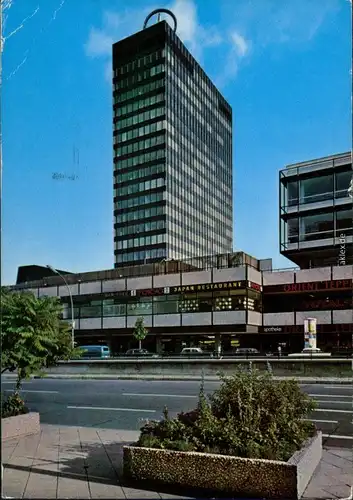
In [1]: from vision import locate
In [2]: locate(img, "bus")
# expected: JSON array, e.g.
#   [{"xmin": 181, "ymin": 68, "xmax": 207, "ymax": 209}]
[{"xmin": 79, "ymin": 345, "xmax": 111, "ymax": 359}]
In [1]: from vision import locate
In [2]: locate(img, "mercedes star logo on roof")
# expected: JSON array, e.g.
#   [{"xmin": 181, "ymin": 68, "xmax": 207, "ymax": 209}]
[{"xmin": 143, "ymin": 8, "xmax": 177, "ymax": 33}]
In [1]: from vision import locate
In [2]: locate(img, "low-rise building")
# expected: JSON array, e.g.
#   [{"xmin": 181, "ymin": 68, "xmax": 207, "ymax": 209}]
[{"xmin": 7, "ymin": 253, "xmax": 352, "ymax": 355}]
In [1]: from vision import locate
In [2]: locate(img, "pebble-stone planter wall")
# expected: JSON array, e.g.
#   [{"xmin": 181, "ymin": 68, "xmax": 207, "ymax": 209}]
[
  {"xmin": 123, "ymin": 431, "xmax": 322, "ymax": 500},
  {"xmin": 2, "ymin": 412, "xmax": 40, "ymax": 441}
]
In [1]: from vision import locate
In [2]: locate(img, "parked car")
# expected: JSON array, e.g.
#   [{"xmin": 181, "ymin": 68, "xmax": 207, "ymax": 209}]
[
  {"xmin": 235, "ymin": 348, "xmax": 260, "ymax": 356},
  {"xmin": 288, "ymin": 348, "xmax": 331, "ymax": 357},
  {"xmin": 79, "ymin": 345, "xmax": 111, "ymax": 359},
  {"xmin": 180, "ymin": 347, "xmax": 205, "ymax": 356},
  {"xmin": 125, "ymin": 349, "xmax": 159, "ymax": 358}
]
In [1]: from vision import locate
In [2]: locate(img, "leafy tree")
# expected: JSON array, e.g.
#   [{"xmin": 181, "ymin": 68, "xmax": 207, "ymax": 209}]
[
  {"xmin": 1, "ymin": 288, "xmax": 81, "ymax": 391},
  {"xmin": 133, "ymin": 316, "xmax": 148, "ymax": 350}
]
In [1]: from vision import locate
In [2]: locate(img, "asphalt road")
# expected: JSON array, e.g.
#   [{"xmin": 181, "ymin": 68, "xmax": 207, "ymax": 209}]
[{"xmin": 2, "ymin": 378, "xmax": 352, "ymax": 448}]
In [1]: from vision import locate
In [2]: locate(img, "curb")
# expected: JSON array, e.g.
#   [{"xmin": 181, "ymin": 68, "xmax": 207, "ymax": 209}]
[
  {"xmin": 3, "ymin": 374, "xmax": 352, "ymax": 383},
  {"xmin": 26, "ymin": 375, "xmax": 353, "ymax": 383}
]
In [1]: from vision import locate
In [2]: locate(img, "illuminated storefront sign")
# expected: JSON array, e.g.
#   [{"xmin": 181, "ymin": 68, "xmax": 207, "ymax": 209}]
[
  {"xmin": 136, "ymin": 288, "xmax": 164, "ymax": 297},
  {"xmin": 79, "ymin": 280, "xmax": 262, "ymax": 300},
  {"xmin": 260, "ymin": 324, "xmax": 353, "ymax": 334},
  {"xmin": 172, "ymin": 281, "xmax": 248, "ymax": 294},
  {"xmin": 249, "ymin": 281, "xmax": 262, "ymax": 292},
  {"xmin": 300, "ymin": 298, "xmax": 351, "ymax": 310},
  {"xmin": 264, "ymin": 279, "xmax": 352, "ymax": 294}
]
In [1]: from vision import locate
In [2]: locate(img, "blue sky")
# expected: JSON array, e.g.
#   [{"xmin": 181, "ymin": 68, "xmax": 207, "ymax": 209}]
[{"xmin": 2, "ymin": 0, "xmax": 351, "ymax": 284}]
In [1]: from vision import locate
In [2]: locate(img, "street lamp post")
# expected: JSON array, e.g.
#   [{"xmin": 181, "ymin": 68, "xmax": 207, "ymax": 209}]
[{"xmin": 47, "ymin": 265, "xmax": 75, "ymax": 348}]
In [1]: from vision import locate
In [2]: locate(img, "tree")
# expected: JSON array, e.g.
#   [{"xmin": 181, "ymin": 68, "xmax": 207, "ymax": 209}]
[
  {"xmin": 133, "ymin": 316, "xmax": 148, "ymax": 350},
  {"xmin": 1, "ymin": 289, "xmax": 81, "ymax": 391}
]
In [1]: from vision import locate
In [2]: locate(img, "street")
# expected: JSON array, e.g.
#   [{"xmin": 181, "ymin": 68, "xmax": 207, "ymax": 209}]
[{"xmin": 2, "ymin": 378, "xmax": 352, "ymax": 448}]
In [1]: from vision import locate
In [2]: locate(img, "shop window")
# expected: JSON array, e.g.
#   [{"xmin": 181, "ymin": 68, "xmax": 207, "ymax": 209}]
[
  {"xmin": 103, "ymin": 303, "xmax": 126, "ymax": 317},
  {"xmin": 127, "ymin": 300, "xmax": 152, "ymax": 315},
  {"xmin": 80, "ymin": 305, "xmax": 102, "ymax": 318},
  {"xmin": 179, "ymin": 298, "xmax": 199, "ymax": 313},
  {"xmin": 153, "ymin": 299, "xmax": 179, "ymax": 314},
  {"xmin": 214, "ymin": 297, "xmax": 232, "ymax": 311}
]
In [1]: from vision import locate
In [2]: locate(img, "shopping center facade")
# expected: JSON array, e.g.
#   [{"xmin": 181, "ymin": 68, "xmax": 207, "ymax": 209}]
[{"xmin": 9, "ymin": 254, "xmax": 353, "ymax": 355}]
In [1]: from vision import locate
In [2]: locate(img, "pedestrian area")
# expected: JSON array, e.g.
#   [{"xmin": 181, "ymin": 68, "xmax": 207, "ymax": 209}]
[{"xmin": 2, "ymin": 424, "xmax": 352, "ymax": 499}]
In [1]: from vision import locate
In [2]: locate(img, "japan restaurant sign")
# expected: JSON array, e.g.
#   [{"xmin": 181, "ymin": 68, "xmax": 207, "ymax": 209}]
[
  {"xmin": 264, "ymin": 279, "xmax": 352, "ymax": 294},
  {"xmin": 171, "ymin": 281, "xmax": 247, "ymax": 294}
]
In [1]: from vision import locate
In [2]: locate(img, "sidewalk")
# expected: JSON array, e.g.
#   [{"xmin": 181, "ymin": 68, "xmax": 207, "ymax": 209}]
[{"xmin": 2, "ymin": 424, "xmax": 352, "ymax": 499}]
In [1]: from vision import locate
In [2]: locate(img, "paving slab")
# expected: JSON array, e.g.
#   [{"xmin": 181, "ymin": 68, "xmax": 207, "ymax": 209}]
[
  {"xmin": 303, "ymin": 448, "xmax": 352, "ymax": 499},
  {"xmin": 89, "ymin": 481, "xmax": 126, "ymax": 499},
  {"xmin": 122, "ymin": 486, "xmax": 162, "ymax": 499},
  {"xmin": 3, "ymin": 465, "xmax": 31, "ymax": 498},
  {"xmin": 57, "ymin": 476, "xmax": 91, "ymax": 499},
  {"xmin": 23, "ymin": 471, "xmax": 58, "ymax": 498},
  {"xmin": 2, "ymin": 425, "xmax": 352, "ymax": 499}
]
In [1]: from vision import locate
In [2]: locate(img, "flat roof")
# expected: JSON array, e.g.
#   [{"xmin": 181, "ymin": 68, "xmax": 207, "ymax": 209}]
[{"xmin": 283, "ymin": 151, "xmax": 351, "ymax": 171}]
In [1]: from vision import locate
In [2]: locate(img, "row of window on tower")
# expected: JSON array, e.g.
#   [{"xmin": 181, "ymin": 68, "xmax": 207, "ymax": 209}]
[
  {"xmin": 116, "ymin": 163, "xmax": 165, "ymax": 183},
  {"xmin": 116, "ymin": 218, "xmax": 166, "ymax": 237},
  {"xmin": 115, "ymin": 106, "xmax": 165, "ymax": 131},
  {"xmin": 115, "ymin": 149, "xmax": 166, "ymax": 170},
  {"xmin": 116, "ymin": 120, "xmax": 165, "ymax": 143},
  {"xmin": 115, "ymin": 64, "xmax": 165, "ymax": 90},
  {"xmin": 115, "ymin": 190, "xmax": 165, "ymax": 210},
  {"xmin": 115, "ymin": 204, "xmax": 165, "ymax": 223},
  {"xmin": 116, "ymin": 133, "xmax": 165, "ymax": 158},
  {"xmin": 115, "ymin": 233, "xmax": 166, "ymax": 250},
  {"xmin": 114, "ymin": 177, "xmax": 165, "ymax": 197},
  {"xmin": 115, "ymin": 248, "xmax": 166, "ymax": 263},
  {"xmin": 116, "ymin": 93, "xmax": 165, "ymax": 117},
  {"xmin": 114, "ymin": 78, "xmax": 165, "ymax": 104},
  {"xmin": 114, "ymin": 50, "xmax": 165, "ymax": 78}
]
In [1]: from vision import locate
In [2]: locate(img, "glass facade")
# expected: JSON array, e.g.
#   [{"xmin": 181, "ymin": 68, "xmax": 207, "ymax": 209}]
[
  {"xmin": 281, "ymin": 170, "xmax": 351, "ymax": 207},
  {"xmin": 63, "ymin": 288, "xmax": 261, "ymax": 320},
  {"xmin": 279, "ymin": 153, "xmax": 352, "ymax": 267},
  {"xmin": 112, "ymin": 21, "xmax": 233, "ymax": 268}
]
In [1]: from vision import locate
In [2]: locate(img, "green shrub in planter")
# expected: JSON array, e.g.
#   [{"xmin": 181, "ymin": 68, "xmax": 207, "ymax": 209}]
[
  {"xmin": 137, "ymin": 368, "xmax": 317, "ymax": 461},
  {"xmin": 2, "ymin": 392, "xmax": 29, "ymax": 418}
]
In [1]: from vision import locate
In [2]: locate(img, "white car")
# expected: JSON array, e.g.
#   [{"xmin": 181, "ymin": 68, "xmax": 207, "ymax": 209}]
[
  {"xmin": 180, "ymin": 347, "xmax": 204, "ymax": 355},
  {"xmin": 288, "ymin": 348, "xmax": 331, "ymax": 357}
]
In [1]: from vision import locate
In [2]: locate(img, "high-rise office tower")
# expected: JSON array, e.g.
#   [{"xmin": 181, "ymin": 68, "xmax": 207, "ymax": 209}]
[{"xmin": 113, "ymin": 14, "xmax": 233, "ymax": 267}]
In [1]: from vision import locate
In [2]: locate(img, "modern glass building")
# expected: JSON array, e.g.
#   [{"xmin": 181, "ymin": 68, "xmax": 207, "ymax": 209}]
[
  {"xmin": 112, "ymin": 18, "xmax": 233, "ymax": 268},
  {"xmin": 280, "ymin": 151, "xmax": 352, "ymax": 268}
]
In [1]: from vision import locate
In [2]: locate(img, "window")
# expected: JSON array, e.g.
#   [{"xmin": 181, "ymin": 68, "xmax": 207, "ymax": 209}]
[
  {"xmin": 336, "ymin": 209, "xmax": 353, "ymax": 235},
  {"xmin": 299, "ymin": 175, "xmax": 333, "ymax": 204},
  {"xmin": 287, "ymin": 181, "xmax": 298, "ymax": 206},
  {"xmin": 287, "ymin": 218, "xmax": 299, "ymax": 243},
  {"xmin": 335, "ymin": 171, "xmax": 351, "ymax": 198},
  {"xmin": 300, "ymin": 213, "xmax": 334, "ymax": 241},
  {"xmin": 126, "ymin": 299, "xmax": 153, "ymax": 316},
  {"xmin": 103, "ymin": 302, "xmax": 126, "ymax": 316},
  {"xmin": 153, "ymin": 297, "xmax": 179, "ymax": 314}
]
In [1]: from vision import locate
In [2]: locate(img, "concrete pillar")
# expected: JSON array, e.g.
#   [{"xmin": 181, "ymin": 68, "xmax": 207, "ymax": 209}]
[
  {"xmin": 215, "ymin": 335, "xmax": 222, "ymax": 357},
  {"xmin": 156, "ymin": 336, "xmax": 162, "ymax": 355}
]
